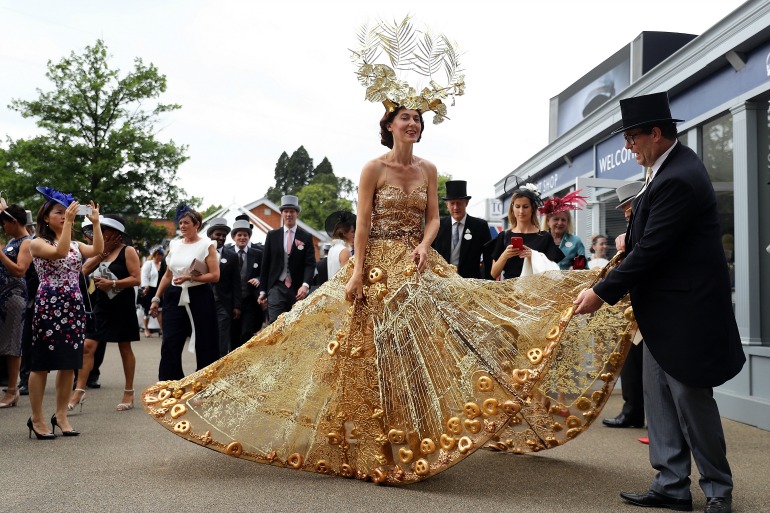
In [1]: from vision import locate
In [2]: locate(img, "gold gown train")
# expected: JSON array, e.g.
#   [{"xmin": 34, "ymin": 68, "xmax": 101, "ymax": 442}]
[{"xmin": 142, "ymin": 183, "xmax": 635, "ymax": 484}]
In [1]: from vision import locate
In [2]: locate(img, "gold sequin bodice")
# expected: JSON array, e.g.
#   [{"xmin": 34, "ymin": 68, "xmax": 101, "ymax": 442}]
[{"xmin": 368, "ymin": 183, "xmax": 426, "ymax": 244}]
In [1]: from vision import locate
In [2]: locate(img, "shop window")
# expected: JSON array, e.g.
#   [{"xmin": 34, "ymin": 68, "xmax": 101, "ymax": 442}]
[{"xmin": 702, "ymin": 113, "xmax": 734, "ymax": 288}]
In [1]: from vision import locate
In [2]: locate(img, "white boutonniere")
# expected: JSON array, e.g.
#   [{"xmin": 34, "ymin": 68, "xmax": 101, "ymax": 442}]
[
  {"xmin": 5, "ymin": 246, "xmax": 14, "ymax": 254},
  {"xmin": 252, "ymin": 262, "xmax": 259, "ymax": 268},
  {"xmin": 565, "ymin": 241, "xmax": 573, "ymax": 248},
  {"xmin": 295, "ymin": 239, "xmax": 305, "ymax": 251},
  {"xmin": 220, "ymin": 258, "xmax": 228, "ymax": 264},
  {"xmin": 463, "ymin": 231, "xmax": 472, "ymax": 240}
]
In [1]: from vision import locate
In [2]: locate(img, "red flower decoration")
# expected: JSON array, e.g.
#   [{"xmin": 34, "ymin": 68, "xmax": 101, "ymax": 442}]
[{"xmin": 539, "ymin": 190, "xmax": 588, "ymax": 216}]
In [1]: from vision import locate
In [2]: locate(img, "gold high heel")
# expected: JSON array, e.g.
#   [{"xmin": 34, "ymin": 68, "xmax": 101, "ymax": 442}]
[
  {"xmin": 0, "ymin": 388, "xmax": 20, "ymax": 408},
  {"xmin": 116, "ymin": 389, "xmax": 134, "ymax": 411},
  {"xmin": 68, "ymin": 388, "xmax": 86, "ymax": 412}
]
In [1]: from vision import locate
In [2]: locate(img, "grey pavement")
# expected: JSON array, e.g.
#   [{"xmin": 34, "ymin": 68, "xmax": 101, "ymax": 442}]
[{"xmin": 3, "ymin": 334, "xmax": 769, "ymax": 513}]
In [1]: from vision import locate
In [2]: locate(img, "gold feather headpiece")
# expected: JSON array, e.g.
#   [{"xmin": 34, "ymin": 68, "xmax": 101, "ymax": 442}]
[{"xmin": 350, "ymin": 16, "xmax": 465, "ymax": 124}]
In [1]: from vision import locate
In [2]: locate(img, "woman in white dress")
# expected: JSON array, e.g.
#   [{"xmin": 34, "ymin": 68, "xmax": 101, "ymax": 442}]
[
  {"xmin": 139, "ymin": 247, "xmax": 164, "ymax": 337},
  {"xmin": 324, "ymin": 210, "xmax": 356, "ymax": 279}
]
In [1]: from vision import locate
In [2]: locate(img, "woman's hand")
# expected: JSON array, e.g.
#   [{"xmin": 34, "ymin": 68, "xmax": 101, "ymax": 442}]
[
  {"xmin": 345, "ymin": 273, "xmax": 363, "ymax": 302},
  {"xmin": 86, "ymin": 201, "xmax": 100, "ymax": 223},
  {"xmin": 172, "ymin": 274, "xmax": 193, "ymax": 285},
  {"xmin": 93, "ymin": 277, "xmax": 114, "ymax": 292},
  {"xmin": 517, "ymin": 244, "xmax": 532, "ymax": 259},
  {"xmin": 65, "ymin": 202, "xmax": 79, "ymax": 223},
  {"xmin": 149, "ymin": 301, "xmax": 160, "ymax": 318},
  {"xmin": 410, "ymin": 243, "xmax": 429, "ymax": 272}
]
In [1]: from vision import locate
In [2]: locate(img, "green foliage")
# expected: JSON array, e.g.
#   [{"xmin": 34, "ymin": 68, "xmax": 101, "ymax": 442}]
[
  {"xmin": 313, "ymin": 157, "xmax": 334, "ymax": 177},
  {"xmin": 436, "ymin": 173, "xmax": 453, "ymax": 217},
  {"xmin": 265, "ymin": 151, "xmax": 290, "ymax": 203},
  {"xmin": 0, "ymin": 39, "xmax": 190, "ymax": 218},
  {"xmin": 121, "ymin": 217, "xmax": 170, "ymax": 257},
  {"xmin": 200, "ymin": 204, "xmax": 223, "ymax": 219},
  {"xmin": 295, "ymin": 182, "xmax": 353, "ymax": 231}
]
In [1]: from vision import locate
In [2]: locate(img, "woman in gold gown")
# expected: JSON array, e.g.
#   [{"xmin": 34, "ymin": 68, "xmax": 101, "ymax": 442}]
[{"xmin": 142, "ymin": 105, "xmax": 636, "ymax": 485}]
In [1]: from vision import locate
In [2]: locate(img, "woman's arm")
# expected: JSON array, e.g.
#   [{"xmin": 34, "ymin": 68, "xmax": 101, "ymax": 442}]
[
  {"xmin": 30, "ymin": 202, "xmax": 80, "ymax": 260},
  {"xmin": 339, "ymin": 248, "xmax": 351, "ymax": 267},
  {"xmin": 0, "ymin": 238, "xmax": 32, "ymax": 277},
  {"xmin": 118, "ymin": 246, "xmax": 142, "ymax": 289},
  {"xmin": 345, "ymin": 160, "xmax": 379, "ymax": 301},
  {"xmin": 412, "ymin": 161, "xmax": 439, "ymax": 272},
  {"xmin": 78, "ymin": 203, "xmax": 104, "ymax": 259}
]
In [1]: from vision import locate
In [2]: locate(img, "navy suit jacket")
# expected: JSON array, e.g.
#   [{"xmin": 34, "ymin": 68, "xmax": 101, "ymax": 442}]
[
  {"xmin": 593, "ymin": 142, "xmax": 744, "ymax": 387},
  {"xmin": 259, "ymin": 227, "xmax": 316, "ymax": 294},
  {"xmin": 214, "ymin": 245, "xmax": 242, "ymax": 311},
  {"xmin": 432, "ymin": 214, "xmax": 493, "ymax": 279}
]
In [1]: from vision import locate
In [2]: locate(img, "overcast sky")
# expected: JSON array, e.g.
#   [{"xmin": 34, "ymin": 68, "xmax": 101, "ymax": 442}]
[{"xmin": 0, "ymin": 0, "xmax": 748, "ymax": 217}]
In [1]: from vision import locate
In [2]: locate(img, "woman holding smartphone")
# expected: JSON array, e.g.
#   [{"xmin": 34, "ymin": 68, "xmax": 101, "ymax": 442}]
[{"xmin": 490, "ymin": 183, "xmax": 563, "ymax": 280}]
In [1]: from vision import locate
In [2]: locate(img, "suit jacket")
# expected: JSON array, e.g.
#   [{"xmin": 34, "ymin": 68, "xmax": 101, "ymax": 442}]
[
  {"xmin": 593, "ymin": 142, "xmax": 744, "ymax": 387},
  {"xmin": 432, "ymin": 214, "xmax": 493, "ymax": 279},
  {"xmin": 259, "ymin": 226, "xmax": 316, "ymax": 294},
  {"xmin": 214, "ymin": 246, "xmax": 242, "ymax": 311},
  {"xmin": 242, "ymin": 245, "xmax": 263, "ymax": 299}
]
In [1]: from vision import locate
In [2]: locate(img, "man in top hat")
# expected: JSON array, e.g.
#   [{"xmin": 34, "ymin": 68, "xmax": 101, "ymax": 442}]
[
  {"xmin": 602, "ymin": 181, "xmax": 646, "ymax": 432},
  {"xmin": 258, "ymin": 195, "xmax": 315, "ymax": 324},
  {"xmin": 574, "ymin": 92, "xmax": 744, "ymax": 513},
  {"xmin": 230, "ymin": 217, "xmax": 264, "ymax": 349},
  {"xmin": 432, "ymin": 180, "xmax": 492, "ymax": 279},
  {"xmin": 206, "ymin": 218, "xmax": 241, "ymax": 357}
]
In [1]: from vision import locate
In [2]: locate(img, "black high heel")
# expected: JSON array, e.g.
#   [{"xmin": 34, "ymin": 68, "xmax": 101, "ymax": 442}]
[
  {"xmin": 51, "ymin": 414, "xmax": 80, "ymax": 437},
  {"xmin": 27, "ymin": 417, "xmax": 56, "ymax": 440}
]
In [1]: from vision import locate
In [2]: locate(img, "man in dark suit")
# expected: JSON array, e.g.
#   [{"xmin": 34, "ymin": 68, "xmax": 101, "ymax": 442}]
[
  {"xmin": 602, "ymin": 182, "xmax": 646, "ymax": 430},
  {"xmin": 258, "ymin": 195, "xmax": 316, "ymax": 324},
  {"xmin": 230, "ymin": 219, "xmax": 264, "ymax": 348},
  {"xmin": 207, "ymin": 217, "xmax": 241, "ymax": 356},
  {"xmin": 432, "ymin": 180, "xmax": 492, "ymax": 279},
  {"xmin": 575, "ymin": 92, "xmax": 744, "ymax": 513}
]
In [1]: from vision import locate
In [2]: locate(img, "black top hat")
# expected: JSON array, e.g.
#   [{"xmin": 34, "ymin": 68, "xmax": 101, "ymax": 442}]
[
  {"xmin": 442, "ymin": 180, "xmax": 471, "ymax": 201},
  {"xmin": 324, "ymin": 210, "xmax": 357, "ymax": 238},
  {"xmin": 611, "ymin": 92, "xmax": 683, "ymax": 134}
]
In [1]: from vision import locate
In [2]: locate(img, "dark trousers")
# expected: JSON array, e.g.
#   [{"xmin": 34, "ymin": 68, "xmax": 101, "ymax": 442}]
[
  {"xmin": 644, "ymin": 343, "xmax": 733, "ymax": 500},
  {"xmin": 215, "ymin": 301, "xmax": 232, "ymax": 358},
  {"xmin": 619, "ymin": 341, "xmax": 645, "ymax": 421},
  {"xmin": 266, "ymin": 281, "xmax": 296, "ymax": 325},
  {"xmin": 17, "ymin": 306, "xmax": 34, "ymax": 387},
  {"xmin": 158, "ymin": 285, "xmax": 220, "ymax": 381},
  {"xmin": 232, "ymin": 295, "xmax": 263, "ymax": 349}
]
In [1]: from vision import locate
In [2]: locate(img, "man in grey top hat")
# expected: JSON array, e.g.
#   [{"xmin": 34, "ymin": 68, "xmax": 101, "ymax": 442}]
[
  {"xmin": 230, "ymin": 217, "xmax": 264, "ymax": 349},
  {"xmin": 258, "ymin": 195, "xmax": 315, "ymax": 324},
  {"xmin": 432, "ymin": 180, "xmax": 492, "ymax": 279},
  {"xmin": 574, "ymin": 92, "xmax": 744, "ymax": 513},
  {"xmin": 207, "ymin": 218, "xmax": 241, "ymax": 357}
]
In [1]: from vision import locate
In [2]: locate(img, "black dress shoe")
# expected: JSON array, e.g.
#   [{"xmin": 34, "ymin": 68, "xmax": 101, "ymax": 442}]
[
  {"xmin": 86, "ymin": 380, "xmax": 101, "ymax": 389},
  {"xmin": 705, "ymin": 497, "xmax": 731, "ymax": 513},
  {"xmin": 620, "ymin": 490, "xmax": 692, "ymax": 511},
  {"xmin": 18, "ymin": 385, "xmax": 29, "ymax": 396},
  {"xmin": 602, "ymin": 414, "xmax": 645, "ymax": 428}
]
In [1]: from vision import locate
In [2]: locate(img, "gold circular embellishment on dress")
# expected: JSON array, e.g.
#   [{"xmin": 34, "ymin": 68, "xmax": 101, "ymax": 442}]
[
  {"xmin": 373, "ymin": 282, "xmax": 388, "ymax": 299},
  {"xmin": 387, "ymin": 429, "xmax": 406, "ymax": 445},
  {"xmin": 432, "ymin": 265, "xmax": 449, "ymax": 277},
  {"xmin": 592, "ymin": 390, "xmax": 605, "ymax": 403},
  {"xmin": 173, "ymin": 420, "xmax": 191, "ymax": 434},
  {"xmin": 161, "ymin": 397, "xmax": 177, "ymax": 408},
  {"xmin": 225, "ymin": 441, "xmax": 243, "ymax": 457},
  {"xmin": 371, "ymin": 467, "xmax": 387, "ymax": 484},
  {"xmin": 482, "ymin": 398, "xmax": 499, "ymax": 416},
  {"xmin": 173, "ymin": 388, "xmax": 184, "ymax": 399},
  {"xmin": 527, "ymin": 348, "xmax": 544, "ymax": 365},
  {"xmin": 560, "ymin": 306, "xmax": 574, "ymax": 322},
  {"xmin": 566, "ymin": 427, "xmax": 581, "ymax": 439},
  {"xmin": 566, "ymin": 415, "xmax": 582, "ymax": 428},
  {"xmin": 623, "ymin": 306, "xmax": 635, "ymax": 322},
  {"xmin": 398, "ymin": 447, "xmax": 414, "ymax": 463},
  {"xmin": 413, "ymin": 458, "xmax": 430, "ymax": 476},
  {"xmin": 600, "ymin": 372, "xmax": 614, "ymax": 382},
  {"xmin": 367, "ymin": 267, "xmax": 385, "ymax": 283},
  {"xmin": 512, "ymin": 369, "xmax": 529, "ymax": 384},
  {"xmin": 420, "ymin": 438, "xmax": 436, "ymax": 455},
  {"xmin": 464, "ymin": 419, "xmax": 482, "ymax": 434},
  {"xmin": 403, "ymin": 263, "xmax": 417, "ymax": 276},
  {"xmin": 446, "ymin": 417, "xmax": 462, "ymax": 435},
  {"xmin": 476, "ymin": 375, "xmax": 494, "ymax": 392},
  {"xmin": 158, "ymin": 389, "xmax": 171, "ymax": 401},
  {"xmin": 170, "ymin": 403, "xmax": 187, "ymax": 419},
  {"xmin": 144, "ymin": 396, "xmax": 160, "ymax": 404},
  {"xmin": 546, "ymin": 326, "xmax": 560, "ymax": 340},
  {"xmin": 575, "ymin": 397, "xmax": 591, "ymax": 411},
  {"xmin": 315, "ymin": 460, "xmax": 330, "ymax": 473},
  {"xmin": 439, "ymin": 434, "xmax": 456, "ymax": 451},
  {"xmin": 340, "ymin": 463, "xmax": 354, "ymax": 477},
  {"xmin": 608, "ymin": 352, "xmax": 622, "ymax": 367},
  {"xmin": 501, "ymin": 400, "xmax": 522, "ymax": 415},
  {"xmin": 287, "ymin": 453, "xmax": 304, "ymax": 469},
  {"xmin": 457, "ymin": 436, "xmax": 473, "ymax": 454},
  {"xmin": 180, "ymin": 391, "xmax": 195, "ymax": 402},
  {"xmin": 326, "ymin": 432, "xmax": 343, "ymax": 445},
  {"xmin": 463, "ymin": 402, "xmax": 481, "ymax": 419},
  {"xmin": 327, "ymin": 340, "xmax": 340, "ymax": 355}
]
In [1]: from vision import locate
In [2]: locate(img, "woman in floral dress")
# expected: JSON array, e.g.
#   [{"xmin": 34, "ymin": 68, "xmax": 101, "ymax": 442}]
[{"xmin": 27, "ymin": 188, "xmax": 102, "ymax": 439}]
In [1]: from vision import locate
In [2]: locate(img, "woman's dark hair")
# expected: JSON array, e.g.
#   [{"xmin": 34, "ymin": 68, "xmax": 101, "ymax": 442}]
[
  {"xmin": 35, "ymin": 201, "xmax": 60, "ymax": 242},
  {"xmin": 590, "ymin": 233, "xmax": 608, "ymax": 254},
  {"xmin": 379, "ymin": 106, "xmax": 425, "ymax": 148},
  {"xmin": 333, "ymin": 220, "xmax": 355, "ymax": 240},
  {"xmin": 2, "ymin": 204, "xmax": 27, "ymax": 225},
  {"xmin": 177, "ymin": 209, "xmax": 203, "ymax": 228}
]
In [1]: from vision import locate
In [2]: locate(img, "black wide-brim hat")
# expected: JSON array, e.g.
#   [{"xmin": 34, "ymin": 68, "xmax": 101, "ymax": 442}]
[
  {"xmin": 324, "ymin": 210, "xmax": 356, "ymax": 237},
  {"xmin": 442, "ymin": 180, "xmax": 471, "ymax": 201},
  {"xmin": 611, "ymin": 92, "xmax": 683, "ymax": 134}
]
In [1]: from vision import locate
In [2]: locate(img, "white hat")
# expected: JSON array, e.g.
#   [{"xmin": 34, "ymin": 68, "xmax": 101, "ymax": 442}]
[
  {"xmin": 279, "ymin": 195, "xmax": 301, "ymax": 213},
  {"xmin": 615, "ymin": 182, "xmax": 644, "ymax": 208},
  {"xmin": 231, "ymin": 219, "xmax": 253, "ymax": 236}
]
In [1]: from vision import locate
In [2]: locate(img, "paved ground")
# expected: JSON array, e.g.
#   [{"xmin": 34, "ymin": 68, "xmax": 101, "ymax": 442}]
[{"xmin": 3, "ymin": 334, "xmax": 769, "ymax": 513}]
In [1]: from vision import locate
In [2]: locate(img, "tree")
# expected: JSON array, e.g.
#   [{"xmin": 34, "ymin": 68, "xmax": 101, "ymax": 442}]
[
  {"xmin": 1, "ymin": 39, "xmax": 190, "ymax": 218},
  {"xmin": 313, "ymin": 157, "xmax": 334, "ymax": 177},
  {"xmin": 295, "ymin": 182, "xmax": 353, "ymax": 231},
  {"xmin": 265, "ymin": 146, "xmax": 316, "ymax": 203},
  {"xmin": 265, "ymin": 151, "xmax": 290, "ymax": 203},
  {"xmin": 436, "ymin": 173, "xmax": 453, "ymax": 217}
]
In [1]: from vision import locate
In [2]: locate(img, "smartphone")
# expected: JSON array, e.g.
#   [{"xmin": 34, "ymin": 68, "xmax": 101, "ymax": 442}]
[
  {"xmin": 510, "ymin": 236, "xmax": 524, "ymax": 249},
  {"xmin": 76, "ymin": 204, "xmax": 93, "ymax": 216}
]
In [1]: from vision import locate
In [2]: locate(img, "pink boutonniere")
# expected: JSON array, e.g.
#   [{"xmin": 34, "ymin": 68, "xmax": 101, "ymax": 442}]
[{"xmin": 295, "ymin": 239, "xmax": 305, "ymax": 251}]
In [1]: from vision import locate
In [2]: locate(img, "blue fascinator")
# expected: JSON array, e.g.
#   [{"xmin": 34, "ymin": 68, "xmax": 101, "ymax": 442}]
[
  {"xmin": 36, "ymin": 186, "xmax": 75, "ymax": 208},
  {"xmin": 175, "ymin": 204, "xmax": 194, "ymax": 224}
]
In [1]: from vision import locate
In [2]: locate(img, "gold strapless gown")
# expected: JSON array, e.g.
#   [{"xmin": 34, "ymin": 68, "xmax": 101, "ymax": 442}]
[{"xmin": 142, "ymin": 183, "xmax": 635, "ymax": 484}]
